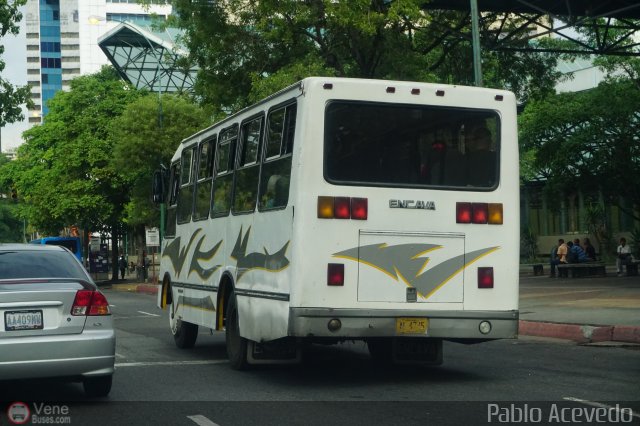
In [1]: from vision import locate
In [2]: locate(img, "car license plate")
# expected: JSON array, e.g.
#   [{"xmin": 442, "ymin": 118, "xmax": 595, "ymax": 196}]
[
  {"xmin": 5, "ymin": 310, "xmax": 44, "ymax": 331},
  {"xmin": 396, "ymin": 317, "xmax": 428, "ymax": 334}
]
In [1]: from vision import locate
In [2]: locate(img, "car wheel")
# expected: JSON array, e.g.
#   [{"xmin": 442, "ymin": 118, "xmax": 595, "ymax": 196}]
[
  {"xmin": 170, "ymin": 301, "xmax": 198, "ymax": 349},
  {"xmin": 83, "ymin": 375, "xmax": 112, "ymax": 397},
  {"xmin": 225, "ymin": 294, "xmax": 249, "ymax": 370}
]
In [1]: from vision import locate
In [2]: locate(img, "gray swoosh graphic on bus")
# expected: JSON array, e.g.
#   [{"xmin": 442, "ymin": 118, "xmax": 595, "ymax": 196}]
[
  {"xmin": 162, "ymin": 229, "xmax": 202, "ymax": 278},
  {"xmin": 188, "ymin": 236, "xmax": 223, "ymax": 280},
  {"xmin": 333, "ymin": 244, "xmax": 499, "ymax": 299},
  {"xmin": 231, "ymin": 226, "xmax": 290, "ymax": 281}
]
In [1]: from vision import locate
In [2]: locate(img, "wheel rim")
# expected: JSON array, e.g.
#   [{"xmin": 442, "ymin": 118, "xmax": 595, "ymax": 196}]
[{"xmin": 169, "ymin": 303, "xmax": 179, "ymax": 335}]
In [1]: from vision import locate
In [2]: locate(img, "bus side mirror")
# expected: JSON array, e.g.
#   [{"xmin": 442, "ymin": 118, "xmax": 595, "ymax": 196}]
[{"xmin": 152, "ymin": 169, "xmax": 166, "ymax": 204}]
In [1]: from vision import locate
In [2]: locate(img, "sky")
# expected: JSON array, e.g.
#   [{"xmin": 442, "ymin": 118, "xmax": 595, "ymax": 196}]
[{"xmin": 1, "ymin": 5, "xmax": 29, "ymax": 153}]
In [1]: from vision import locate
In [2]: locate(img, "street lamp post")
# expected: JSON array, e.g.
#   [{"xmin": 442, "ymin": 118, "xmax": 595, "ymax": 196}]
[{"xmin": 470, "ymin": 0, "xmax": 483, "ymax": 87}]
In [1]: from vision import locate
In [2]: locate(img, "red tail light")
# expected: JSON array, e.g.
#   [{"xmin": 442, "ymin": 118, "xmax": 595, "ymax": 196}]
[
  {"xmin": 456, "ymin": 202, "xmax": 472, "ymax": 223},
  {"xmin": 317, "ymin": 196, "xmax": 369, "ymax": 220},
  {"xmin": 328, "ymin": 263, "xmax": 344, "ymax": 286},
  {"xmin": 478, "ymin": 267, "xmax": 494, "ymax": 288},
  {"xmin": 472, "ymin": 203, "xmax": 488, "ymax": 224},
  {"xmin": 72, "ymin": 290, "xmax": 111, "ymax": 316},
  {"xmin": 334, "ymin": 197, "xmax": 351, "ymax": 219},
  {"xmin": 351, "ymin": 198, "xmax": 368, "ymax": 220}
]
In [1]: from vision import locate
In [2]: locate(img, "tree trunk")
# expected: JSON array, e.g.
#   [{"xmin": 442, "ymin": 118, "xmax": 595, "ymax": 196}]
[{"xmin": 111, "ymin": 227, "xmax": 119, "ymax": 282}]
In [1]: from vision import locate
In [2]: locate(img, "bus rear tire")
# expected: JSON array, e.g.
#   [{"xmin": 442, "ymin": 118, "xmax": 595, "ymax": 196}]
[
  {"xmin": 225, "ymin": 294, "xmax": 249, "ymax": 370},
  {"xmin": 170, "ymin": 302, "xmax": 198, "ymax": 349}
]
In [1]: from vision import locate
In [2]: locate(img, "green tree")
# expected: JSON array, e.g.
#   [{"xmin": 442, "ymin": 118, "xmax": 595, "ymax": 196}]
[
  {"xmin": 110, "ymin": 94, "xmax": 210, "ymax": 228},
  {"xmin": 0, "ymin": 0, "xmax": 33, "ymax": 127},
  {"xmin": 169, "ymin": 1, "xmax": 564, "ymax": 113},
  {"xmin": 7, "ymin": 67, "xmax": 142, "ymax": 279},
  {"xmin": 519, "ymin": 78, "xmax": 640, "ymax": 221}
]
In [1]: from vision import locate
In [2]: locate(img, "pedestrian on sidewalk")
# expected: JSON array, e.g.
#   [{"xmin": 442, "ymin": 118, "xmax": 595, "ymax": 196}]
[
  {"xmin": 550, "ymin": 238, "xmax": 567, "ymax": 277},
  {"xmin": 617, "ymin": 237, "xmax": 632, "ymax": 276},
  {"xmin": 118, "ymin": 254, "xmax": 127, "ymax": 280},
  {"xmin": 583, "ymin": 238, "xmax": 596, "ymax": 261}
]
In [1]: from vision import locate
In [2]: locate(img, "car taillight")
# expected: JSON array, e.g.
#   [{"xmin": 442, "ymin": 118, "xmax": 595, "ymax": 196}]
[
  {"xmin": 317, "ymin": 196, "xmax": 368, "ymax": 220},
  {"xmin": 328, "ymin": 263, "xmax": 344, "ymax": 286},
  {"xmin": 478, "ymin": 267, "xmax": 494, "ymax": 288},
  {"xmin": 72, "ymin": 290, "xmax": 111, "ymax": 316}
]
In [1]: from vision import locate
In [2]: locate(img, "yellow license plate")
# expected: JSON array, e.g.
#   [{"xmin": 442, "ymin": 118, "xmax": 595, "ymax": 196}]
[{"xmin": 396, "ymin": 318, "xmax": 428, "ymax": 334}]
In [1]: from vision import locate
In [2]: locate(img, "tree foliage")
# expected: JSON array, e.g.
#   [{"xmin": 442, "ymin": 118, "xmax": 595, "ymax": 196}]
[
  {"xmin": 0, "ymin": 0, "xmax": 33, "ymax": 127},
  {"xmin": 3, "ymin": 67, "xmax": 142, "ymax": 234},
  {"xmin": 519, "ymin": 78, "xmax": 640, "ymax": 221},
  {"xmin": 169, "ymin": 0, "xmax": 564, "ymax": 113},
  {"xmin": 110, "ymin": 94, "xmax": 210, "ymax": 227}
]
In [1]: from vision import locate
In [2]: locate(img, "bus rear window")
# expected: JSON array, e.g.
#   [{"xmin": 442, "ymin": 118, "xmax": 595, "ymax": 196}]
[{"xmin": 324, "ymin": 101, "xmax": 500, "ymax": 189}]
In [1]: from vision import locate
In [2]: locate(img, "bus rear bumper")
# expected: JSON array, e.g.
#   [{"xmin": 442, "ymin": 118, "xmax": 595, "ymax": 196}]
[{"xmin": 289, "ymin": 308, "xmax": 518, "ymax": 340}]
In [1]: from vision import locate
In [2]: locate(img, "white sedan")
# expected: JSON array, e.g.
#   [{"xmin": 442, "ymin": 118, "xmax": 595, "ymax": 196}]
[{"xmin": 0, "ymin": 244, "xmax": 115, "ymax": 397}]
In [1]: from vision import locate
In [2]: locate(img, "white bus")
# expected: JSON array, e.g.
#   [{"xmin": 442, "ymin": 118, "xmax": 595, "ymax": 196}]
[{"xmin": 156, "ymin": 77, "xmax": 519, "ymax": 369}]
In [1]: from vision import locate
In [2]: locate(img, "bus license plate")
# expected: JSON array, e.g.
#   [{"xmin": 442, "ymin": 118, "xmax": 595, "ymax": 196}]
[
  {"xmin": 5, "ymin": 310, "xmax": 43, "ymax": 331},
  {"xmin": 396, "ymin": 318, "xmax": 428, "ymax": 334}
]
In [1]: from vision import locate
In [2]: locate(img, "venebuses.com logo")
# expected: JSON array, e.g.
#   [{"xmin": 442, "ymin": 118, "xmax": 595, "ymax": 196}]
[{"xmin": 6, "ymin": 401, "xmax": 72, "ymax": 425}]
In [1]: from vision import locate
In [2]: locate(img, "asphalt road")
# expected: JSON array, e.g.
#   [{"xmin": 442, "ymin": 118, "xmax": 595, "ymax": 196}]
[{"xmin": 1, "ymin": 289, "xmax": 639, "ymax": 426}]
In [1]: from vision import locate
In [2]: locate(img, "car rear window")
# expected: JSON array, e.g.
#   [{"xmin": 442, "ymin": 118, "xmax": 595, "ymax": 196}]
[{"xmin": 0, "ymin": 250, "xmax": 89, "ymax": 280}]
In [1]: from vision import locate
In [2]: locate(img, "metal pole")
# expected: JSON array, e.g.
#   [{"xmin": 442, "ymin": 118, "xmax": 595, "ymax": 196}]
[{"xmin": 470, "ymin": 0, "xmax": 483, "ymax": 87}]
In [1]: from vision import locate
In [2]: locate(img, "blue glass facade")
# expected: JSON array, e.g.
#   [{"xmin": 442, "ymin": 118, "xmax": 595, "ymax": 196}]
[{"xmin": 40, "ymin": 0, "xmax": 62, "ymax": 116}]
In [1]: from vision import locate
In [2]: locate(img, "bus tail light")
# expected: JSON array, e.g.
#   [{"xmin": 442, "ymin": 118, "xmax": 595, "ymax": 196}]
[
  {"xmin": 328, "ymin": 263, "xmax": 344, "ymax": 286},
  {"xmin": 456, "ymin": 202, "xmax": 471, "ymax": 223},
  {"xmin": 317, "ymin": 196, "xmax": 368, "ymax": 220},
  {"xmin": 488, "ymin": 203, "xmax": 503, "ymax": 224},
  {"xmin": 472, "ymin": 203, "xmax": 488, "ymax": 224},
  {"xmin": 334, "ymin": 197, "xmax": 350, "ymax": 219},
  {"xmin": 351, "ymin": 198, "xmax": 368, "ymax": 220},
  {"xmin": 478, "ymin": 267, "xmax": 494, "ymax": 288},
  {"xmin": 457, "ymin": 202, "xmax": 503, "ymax": 225},
  {"xmin": 317, "ymin": 196, "xmax": 334, "ymax": 218}
]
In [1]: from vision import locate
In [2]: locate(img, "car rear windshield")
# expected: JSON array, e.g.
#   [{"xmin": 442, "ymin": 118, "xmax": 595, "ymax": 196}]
[
  {"xmin": 0, "ymin": 250, "xmax": 88, "ymax": 280},
  {"xmin": 324, "ymin": 101, "xmax": 500, "ymax": 189}
]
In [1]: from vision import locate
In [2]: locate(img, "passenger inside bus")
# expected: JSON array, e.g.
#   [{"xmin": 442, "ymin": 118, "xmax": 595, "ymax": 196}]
[{"xmin": 465, "ymin": 126, "xmax": 497, "ymax": 187}]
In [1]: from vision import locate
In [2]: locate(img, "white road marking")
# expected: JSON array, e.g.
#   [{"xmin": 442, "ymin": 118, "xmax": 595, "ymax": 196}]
[
  {"xmin": 138, "ymin": 310, "xmax": 160, "ymax": 317},
  {"xmin": 187, "ymin": 415, "xmax": 220, "ymax": 426},
  {"xmin": 115, "ymin": 360, "xmax": 228, "ymax": 368},
  {"xmin": 564, "ymin": 397, "xmax": 640, "ymax": 418},
  {"xmin": 115, "ymin": 353, "xmax": 126, "ymax": 359},
  {"xmin": 114, "ymin": 315, "xmax": 161, "ymax": 320}
]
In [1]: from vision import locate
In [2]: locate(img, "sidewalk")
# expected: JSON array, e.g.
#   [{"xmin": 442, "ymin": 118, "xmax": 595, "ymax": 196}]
[
  {"xmin": 96, "ymin": 267, "xmax": 640, "ymax": 345},
  {"xmin": 519, "ymin": 264, "xmax": 640, "ymax": 344}
]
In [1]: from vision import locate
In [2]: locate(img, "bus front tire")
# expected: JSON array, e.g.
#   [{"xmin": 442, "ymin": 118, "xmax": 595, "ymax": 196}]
[
  {"xmin": 225, "ymin": 294, "xmax": 249, "ymax": 370},
  {"xmin": 170, "ymin": 303, "xmax": 198, "ymax": 349}
]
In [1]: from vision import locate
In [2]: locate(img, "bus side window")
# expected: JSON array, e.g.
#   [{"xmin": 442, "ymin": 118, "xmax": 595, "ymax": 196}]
[
  {"xmin": 165, "ymin": 162, "xmax": 180, "ymax": 237},
  {"xmin": 259, "ymin": 102, "xmax": 296, "ymax": 210},
  {"xmin": 193, "ymin": 137, "xmax": 215, "ymax": 221},
  {"xmin": 177, "ymin": 147, "xmax": 196, "ymax": 224},
  {"xmin": 212, "ymin": 125, "xmax": 237, "ymax": 217},
  {"xmin": 233, "ymin": 115, "xmax": 264, "ymax": 214}
]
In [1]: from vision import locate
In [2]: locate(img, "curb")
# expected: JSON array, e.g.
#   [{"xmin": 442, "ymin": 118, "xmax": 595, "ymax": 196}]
[{"xmin": 519, "ymin": 320, "xmax": 640, "ymax": 344}]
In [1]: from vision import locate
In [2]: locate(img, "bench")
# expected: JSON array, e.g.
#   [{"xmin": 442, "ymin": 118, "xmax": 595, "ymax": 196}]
[
  {"xmin": 557, "ymin": 262, "xmax": 606, "ymax": 278},
  {"xmin": 623, "ymin": 260, "xmax": 639, "ymax": 276},
  {"xmin": 522, "ymin": 263, "xmax": 544, "ymax": 275}
]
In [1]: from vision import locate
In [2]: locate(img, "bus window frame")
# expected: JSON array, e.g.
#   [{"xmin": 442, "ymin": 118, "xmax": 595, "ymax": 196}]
[
  {"xmin": 258, "ymin": 100, "xmax": 297, "ymax": 212},
  {"xmin": 232, "ymin": 113, "xmax": 265, "ymax": 215},
  {"xmin": 177, "ymin": 145, "xmax": 197, "ymax": 225},
  {"xmin": 193, "ymin": 136, "xmax": 216, "ymax": 222},
  {"xmin": 210, "ymin": 124, "xmax": 238, "ymax": 218}
]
